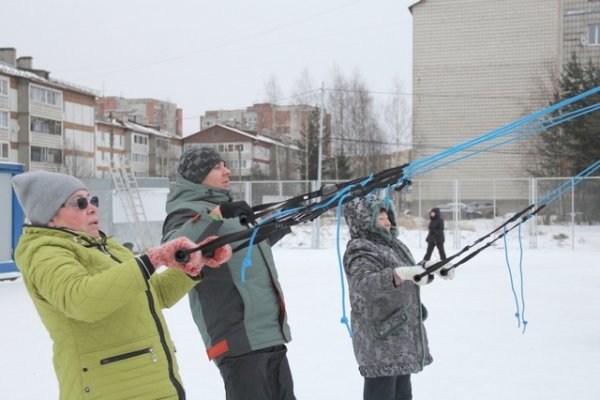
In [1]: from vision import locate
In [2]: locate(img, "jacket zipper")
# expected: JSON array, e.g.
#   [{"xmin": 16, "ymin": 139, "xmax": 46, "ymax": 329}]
[
  {"xmin": 90, "ymin": 245, "xmax": 184, "ymax": 398},
  {"xmin": 100, "ymin": 347, "xmax": 157, "ymax": 365},
  {"xmin": 143, "ymin": 281, "xmax": 186, "ymax": 399},
  {"xmin": 417, "ymin": 289, "xmax": 427, "ymax": 369}
]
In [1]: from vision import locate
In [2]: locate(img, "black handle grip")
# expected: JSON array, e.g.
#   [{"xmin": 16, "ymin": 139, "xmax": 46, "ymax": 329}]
[
  {"xmin": 414, "ymin": 271, "xmax": 435, "ymax": 283},
  {"xmin": 175, "ymin": 248, "xmax": 215, "ymax": 264},
  {"xmin": 175, "ymin": 249, "xmax": 190, "ymax": 264}
]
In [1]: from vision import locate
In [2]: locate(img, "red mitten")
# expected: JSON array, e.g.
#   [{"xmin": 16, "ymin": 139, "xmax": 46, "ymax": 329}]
[
  {"xmin": 198, "ymin": 236, "xmax": 233, "ymax": 268},
  {"xmin": 146, "ymin": 237, "xmax": 205, "ymax": 276}
]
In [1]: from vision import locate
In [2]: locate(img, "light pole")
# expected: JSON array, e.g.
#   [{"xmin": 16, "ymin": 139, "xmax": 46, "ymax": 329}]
[{"xmin": 236, "ymin": 144, "xmax": 243, "ymax": 181}]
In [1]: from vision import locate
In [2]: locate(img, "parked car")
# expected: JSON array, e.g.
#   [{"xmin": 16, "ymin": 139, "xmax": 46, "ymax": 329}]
[
  {"xmin": 435, "ymin": 202, "xmax": 479, "ymax": 218},
  {"xmin": 465, "ymin": 201, "xmax": 497, "ymax": 218}
]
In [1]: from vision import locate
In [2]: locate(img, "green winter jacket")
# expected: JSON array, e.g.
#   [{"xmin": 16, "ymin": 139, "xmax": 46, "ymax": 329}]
[
  {"xmin": 15, "ymin": 226, "xmax": 198, "ymax": 400},
  {"xmin": 162, "ymin": 173, "xmax": 291, "ymax": 364}
]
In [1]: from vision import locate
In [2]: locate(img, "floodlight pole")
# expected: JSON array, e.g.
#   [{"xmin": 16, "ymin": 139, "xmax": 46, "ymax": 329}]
[{"xmin": 311, "ymin": 82, "xmax": 325, "ymax": 249}]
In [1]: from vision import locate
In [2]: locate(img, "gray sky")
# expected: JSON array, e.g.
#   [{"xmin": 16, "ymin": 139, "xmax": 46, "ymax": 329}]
[{"xmin": 4, "ymin": 0, "xmax": 414, "ymax": 134}]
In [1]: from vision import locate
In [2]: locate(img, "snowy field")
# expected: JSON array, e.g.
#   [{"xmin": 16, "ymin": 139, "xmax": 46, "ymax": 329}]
[{"xmin": 1, "ymin": 220, "xmax": 599, "ymax": 399}]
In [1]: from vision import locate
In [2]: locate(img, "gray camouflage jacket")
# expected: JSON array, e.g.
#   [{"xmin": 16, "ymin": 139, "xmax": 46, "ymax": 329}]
[{"xmin": 343, "ymin": 197, "xmax": 433, "ymax": 377}]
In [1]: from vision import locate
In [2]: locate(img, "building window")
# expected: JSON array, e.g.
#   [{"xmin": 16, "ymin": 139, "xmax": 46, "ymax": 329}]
[
  {"xmin": 31, "ymin": 116, "xmax": 62, "ymax": 135},
  {"xmin": 0, "ymin": 111, "xmax": 8, "ymax": 128},
  {"xmin": 31, "ymin": 146, "xmax": 62, "ymax": 164},
  {"xmin": 157, "ymin": 138, "xmax": 168, "ymax": 150},
  {"xmin": 229, "ymin": 159, "xmax": 249, "ymax": 170},
  {"xmin": 0, "ymin": 141, "xmax": 8, "ymax": 159},
  {"xmin": 132, "ymin": 152, "xmax": 148, "ymax": 163},
  {"xmin": 30, "ymin": 86, "xmax": 62, "ymax": 107},
  {"xmin": 133, "ymin": 134, "xmax": 148, "ymax": 145},
  {"xmin": 588, "ymin": 23, "xmax": 600, "ymax": 45},
  {"xmin": 0, "ymin": 78, "xmax": 8, "ymax": 96},
  {"xmin": 153, "ymin": 105, "xmax": 162, "ymax": 125}
]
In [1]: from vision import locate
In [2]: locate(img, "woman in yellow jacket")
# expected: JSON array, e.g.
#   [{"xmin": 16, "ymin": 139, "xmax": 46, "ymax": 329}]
[{"xmin": 12, "ymin": 170, "xmax": 231, "ymax": 400}]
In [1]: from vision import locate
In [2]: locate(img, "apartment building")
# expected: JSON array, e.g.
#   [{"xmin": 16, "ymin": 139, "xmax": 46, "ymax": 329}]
[
  {"xmin": 96, "ymin": 119, "xmax": 182, "ymax": 179},
  {"xmin": 184, "ymin": 124, "xmax": 301, "ymax": 180},
  {"xmin": 97, "ymin": 97, "xmax": 183, "ymax": 137},
  {"xmin": 201, "ymin": 103, "xmax": 331, "ymax": 153},
  {"xmin": 563, "ymin": 0, "xmax": 600, "ymax": 65},
  {"xmin": 410, "ymin": 0, "xmax": 600, "ymax": 200},
  {"xmin": 0, "ymin": 47, "xmax": 97, "ymax": 174},
  {"xmin": 0, "ymin": 47, "xmax": 184, "ymax": 181}
]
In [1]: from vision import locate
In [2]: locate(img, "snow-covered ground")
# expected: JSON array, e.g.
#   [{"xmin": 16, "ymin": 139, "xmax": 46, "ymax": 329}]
[{"xmin": 1, "ymin": 220, "xmax": 599, "ymax": 399}]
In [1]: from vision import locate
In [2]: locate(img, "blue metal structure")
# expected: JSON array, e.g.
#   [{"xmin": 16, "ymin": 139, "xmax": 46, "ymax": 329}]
[{"xmin": 0, "ymin": 163, "xmax": 24, "ymax": 274}]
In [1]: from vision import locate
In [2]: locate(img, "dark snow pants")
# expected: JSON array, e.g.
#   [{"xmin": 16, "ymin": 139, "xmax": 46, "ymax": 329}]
[
  {"xmin": 363, "ymin": 374, "xmax": 412, "ymax": 400},
  {"xmin": 423, "ymin": 240, "xmax": 447, "ymax": 261},
  {"xmin": 217, "ymin": 345, "xmax": 296, "ymax": 400}
]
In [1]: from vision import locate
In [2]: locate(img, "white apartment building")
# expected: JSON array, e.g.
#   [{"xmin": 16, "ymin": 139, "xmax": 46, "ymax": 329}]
[{"xmin": 0, "ymin": 48, "xmax": 98, "ymax": 175}]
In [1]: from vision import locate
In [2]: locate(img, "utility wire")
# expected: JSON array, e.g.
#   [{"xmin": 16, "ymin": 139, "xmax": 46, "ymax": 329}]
[{"xmin": 75, "ymin": 1, "xmax": 361, "ymax": 82}]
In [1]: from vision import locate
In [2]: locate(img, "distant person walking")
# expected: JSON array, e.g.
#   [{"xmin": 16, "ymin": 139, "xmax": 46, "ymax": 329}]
[{"xmin": 423, "ymin": 207, "xmax": 446, "ymax": 261}]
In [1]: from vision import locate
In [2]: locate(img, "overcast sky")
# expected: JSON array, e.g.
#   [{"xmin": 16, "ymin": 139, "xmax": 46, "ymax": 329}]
[{"xmin": 4, "ymin": 0, "xmax": 414, "ymax": 134}]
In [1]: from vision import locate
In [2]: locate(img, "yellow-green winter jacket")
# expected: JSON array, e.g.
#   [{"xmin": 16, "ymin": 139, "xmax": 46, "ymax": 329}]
[{"xmin": 15, "ymin": 226, "xmax": 199, "ymax": 400}]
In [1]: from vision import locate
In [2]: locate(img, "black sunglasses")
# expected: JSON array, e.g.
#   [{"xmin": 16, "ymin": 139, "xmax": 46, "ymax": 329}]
[{"xmin": 63, "ymin": 196, "xmax": 99, "ymax": 210}]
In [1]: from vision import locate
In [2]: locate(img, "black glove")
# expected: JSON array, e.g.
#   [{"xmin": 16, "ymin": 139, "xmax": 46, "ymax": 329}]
[{"xmin": 220, "ymin": 201, "xmax": 255, "ymax": 224}]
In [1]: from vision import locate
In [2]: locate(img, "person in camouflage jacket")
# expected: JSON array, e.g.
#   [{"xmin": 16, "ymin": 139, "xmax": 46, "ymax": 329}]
[{"xmin": 343, "ymin": 197, "xmax": 434, "ymax": 400}]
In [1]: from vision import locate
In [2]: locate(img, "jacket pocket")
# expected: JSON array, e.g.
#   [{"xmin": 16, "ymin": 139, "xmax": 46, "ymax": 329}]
[
  {"xmin": 100, "ymin": 347, "xmax": 157, "ymax": 365},
  {"xmin": 80, "ymin": 338, "xmax": 175, "ymax": 399},
  {"xmin": 370, "ymin": 308, "xmax": 409, "ymax": 340}
]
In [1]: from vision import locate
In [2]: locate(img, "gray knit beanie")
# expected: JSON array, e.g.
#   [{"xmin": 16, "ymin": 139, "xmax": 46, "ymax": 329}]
[
  {"xmin": 178, "ymin": 146, "xmax": 225, "ymax": 184},
  {"xmin": 11, "ymin": 170, "xmax": 87, "ymax": 225}
]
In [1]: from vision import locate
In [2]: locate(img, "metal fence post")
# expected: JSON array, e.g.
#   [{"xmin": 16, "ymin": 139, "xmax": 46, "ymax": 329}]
[
  {"xmin": 571, "ymin": 180, "xmax": 575, "ymax": 250},
  {"xmin": 418, "ymin": 183, "xmax": 422, "ymax": 249},
  {"xmin": 529, "ymin": 178, "xmax": 537, "ymax": 249},
  {"xmin": 453, "ymin": 179, "xmax": 460, "ymax": 249},
  {"xmin": 244, "ymin": 181, "xmax": 252, "ymax": 204},
  {"xmin": 311, "ymin": 180, "xmax": 320, "ymax": 249}
]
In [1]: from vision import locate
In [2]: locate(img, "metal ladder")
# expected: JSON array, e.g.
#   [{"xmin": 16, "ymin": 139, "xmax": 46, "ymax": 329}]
[{"xmin": 110, "ymin": 161, "xmax": 155, "ymax": 252}]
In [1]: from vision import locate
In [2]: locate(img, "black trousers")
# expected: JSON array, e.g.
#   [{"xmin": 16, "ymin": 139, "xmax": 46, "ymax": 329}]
[
  {"xmin": 423, "ymin": 241, "xmax": 447, "ymax": 261},
  {"xmin": 364, "ymin": 374, "xmax": 412, "ymax": 400},
  {"xmin": 217, "ymin": 345, "xmax": 296, "ymax": 400}
]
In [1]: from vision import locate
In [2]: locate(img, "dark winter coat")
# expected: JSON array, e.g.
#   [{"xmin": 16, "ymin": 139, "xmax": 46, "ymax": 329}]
[
  {"xmin": 426, "ymin": 207, "xmax": 445, "ymax": 245},
  {"xmin": 15, "ymin": 226, "xmax": 196, "ymax": 400},
  {"xmin": 343, "ymin": 198, "xmax": 432, "ymax": 378},
  {"xmin": 162, "ymin": 172, "xmax": 291, "ymax": 364}
]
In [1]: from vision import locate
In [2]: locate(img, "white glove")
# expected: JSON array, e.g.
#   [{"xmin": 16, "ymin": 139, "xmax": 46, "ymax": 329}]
[
  {"xmin": 394, "ymin": 266, "xmax": 434, "ymax": 286},
  {"xmin": 423, "ymin": 260, "xmax": 455, "ymax": 281}
]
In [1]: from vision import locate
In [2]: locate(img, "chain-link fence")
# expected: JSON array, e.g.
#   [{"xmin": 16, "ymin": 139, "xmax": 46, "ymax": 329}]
[
  {"xmin": 230, "ymin": 176, "xmax": 600, "ymax": 250},
  {"xmin": 82, "ymin": 176, "xmax": 598, "ymax": 252}
]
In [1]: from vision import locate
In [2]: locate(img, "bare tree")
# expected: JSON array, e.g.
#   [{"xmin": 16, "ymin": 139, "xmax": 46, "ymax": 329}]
[
  {"xmin": 326, "ymin": 64, "xmax": 353, "ymax": 179},
  {"xmin": 345, "ymin": 69, "xmax": 384, "ymax": 176},
  {"xmin": 292, "ymin": 67, "xmax": 318, "ymax": 106},
  {"xmin": 63, "ymin": 138, "xmax": 95, "ymax": 178},
  {"xmin": 262, "ymin": 74, "xmax": 284, "ymax": 105},
  {"xmin": 382, "ymin": 76, "xmax": 412, "ymax": 165}
]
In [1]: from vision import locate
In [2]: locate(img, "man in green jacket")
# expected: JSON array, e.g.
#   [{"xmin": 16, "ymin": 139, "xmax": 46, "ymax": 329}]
[
  {"xmin": 12, "ymin": 170, "xmax": 231, "ymax": 400},
  {"xmin": 162, "ymin": 146, "xmax": 296, "ymax": 400}
]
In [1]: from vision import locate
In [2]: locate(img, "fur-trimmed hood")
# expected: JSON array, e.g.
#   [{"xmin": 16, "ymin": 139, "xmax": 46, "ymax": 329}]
[{"xmin": 343, "ymin": 197, "xmax": 398, "ymax": 244}]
